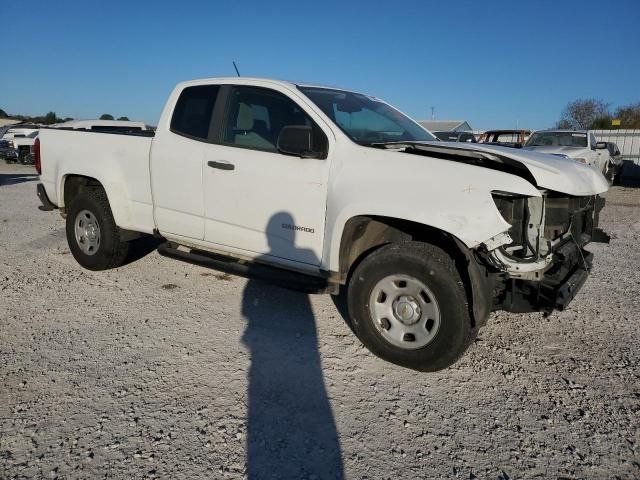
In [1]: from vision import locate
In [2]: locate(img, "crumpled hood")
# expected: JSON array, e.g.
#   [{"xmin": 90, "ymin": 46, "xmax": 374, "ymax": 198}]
[
  {"xmin": 416, "ymin": 142, "xmax": 609, "ymax": 196},
  {"xmin": 523, "ymin": 145, "xmax": 589, "ymax": 158}
]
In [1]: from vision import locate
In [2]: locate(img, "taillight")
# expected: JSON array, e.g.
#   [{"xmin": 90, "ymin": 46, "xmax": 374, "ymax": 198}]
[{"xmin": 34, "ymin": 137, "xmax": 41, "ymax": 175}]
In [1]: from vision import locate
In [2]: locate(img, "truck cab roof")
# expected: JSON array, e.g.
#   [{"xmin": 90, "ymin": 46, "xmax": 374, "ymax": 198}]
[{"xmin": 175, "ymin": 77, "xmax": 361, "ymax": 95}]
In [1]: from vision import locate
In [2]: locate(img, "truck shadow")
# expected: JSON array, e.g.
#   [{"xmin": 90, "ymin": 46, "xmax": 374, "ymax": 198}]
[
  {"xmin": 0, "ymin": 173, "xmax": 38, "ymax": 187},
  {"xmin": 123, "ymin": 236, "xmax": 163, "ymax": 266},
  {"xmin": 241, "ymin": 212, "xmax": 344, "ymax": 479}
]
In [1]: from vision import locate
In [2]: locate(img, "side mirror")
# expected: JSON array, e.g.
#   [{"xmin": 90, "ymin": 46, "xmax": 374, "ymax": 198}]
[
  {"xmin": 277, "ymin": 125, "xmax": 322, "ymax": 158},
  {"xmin": 595, "ymin": 142, "xmax": 608, "ymax": 150}
]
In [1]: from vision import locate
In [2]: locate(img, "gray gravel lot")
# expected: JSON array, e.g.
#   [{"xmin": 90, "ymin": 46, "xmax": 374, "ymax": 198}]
[{"xmin": 1, "ymin": 162, "xmax": 639, "ymax": 479}]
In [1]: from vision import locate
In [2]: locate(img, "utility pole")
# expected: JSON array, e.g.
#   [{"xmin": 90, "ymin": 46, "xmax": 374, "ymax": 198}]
[{"xmin": 430, "ymin": 106, "xmax": 435, "ymax": 120}]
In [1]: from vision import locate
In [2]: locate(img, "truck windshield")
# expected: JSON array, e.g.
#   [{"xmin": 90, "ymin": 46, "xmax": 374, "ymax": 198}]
[
  {"xmin": 526, "ymin": 131, "xmax": 587, "ymax": 148},
  {"xmin": 298, "ymin": 86, "xmax": 436, "ymax": 145}
]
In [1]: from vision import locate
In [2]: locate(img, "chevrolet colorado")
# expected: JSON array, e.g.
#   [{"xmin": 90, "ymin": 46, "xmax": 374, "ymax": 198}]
[{"xmin": 35, "ymin": 77, "xmax": 610, "ymax": 371}]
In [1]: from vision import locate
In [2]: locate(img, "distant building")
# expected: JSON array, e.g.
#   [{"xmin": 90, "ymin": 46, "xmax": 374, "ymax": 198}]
[{"xmin": 418, "ymin": 120, "xmax": 472, "ymax": 132}]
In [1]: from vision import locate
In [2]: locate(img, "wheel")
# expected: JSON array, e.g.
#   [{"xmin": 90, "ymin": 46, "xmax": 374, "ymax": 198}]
[
  {"xmin": 65, "ymin": 188, "xmax": 130, "ymax": 270},
  {"xmin": 347, "ymin": 241, "xmax": 476, "ymax": 371}
]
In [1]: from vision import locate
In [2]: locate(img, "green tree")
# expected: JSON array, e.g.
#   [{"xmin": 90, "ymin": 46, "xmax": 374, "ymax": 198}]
[
  {"xmin": 614, "ymin": 103, "xmax": 640, "ymax": 129},
  {"xmin": 557, "ymin": 99, "xmax": 610, "ymax": 130},
  {"xmin": 100, "ymin": 114, "xmax": 114, "ymax": 120},
  {"xmin": 555, "ymin": 119, "xmax": 572, "ymax": 129},
  {"xmin": 590, "ymin": 116, "xmax": 613, "ymax": 129},
  {"xmin": 44, "ymin": 112, "xmax": 59, "ymax": 125},
  {"xmin": 117, "ymin": 116, "xmax": 129, "ymax": 121}
]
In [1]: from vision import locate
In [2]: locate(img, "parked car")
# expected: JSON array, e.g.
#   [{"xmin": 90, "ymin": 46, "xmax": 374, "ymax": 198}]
[
  {"xmin": 35, "ymin": 77, "xmax": 610, "ymax": 372},
  {"xmin": 8, "ymin": 130, "xmax": 39, "ymax": 164},
  {"xmin": 0, "ymin": 139, "xmax": 18, "ymax": 163},
  {"xmin": 53, "ymin": 119, "xmax": 148, "ymax": 133},
  {"xmin": 1, "ymin": 126, "xmax": 40, "ymax": 139},
  {"xmin": 432, "ymin": 131, "xmax": 476, "ymax": 143},
  {"xmin": 523, "ymin": 129, "xmax": 612, "ymax": 176},
  {"xmin": 477, "ymin": 130, "xmax": 531, "ymax": 148}
]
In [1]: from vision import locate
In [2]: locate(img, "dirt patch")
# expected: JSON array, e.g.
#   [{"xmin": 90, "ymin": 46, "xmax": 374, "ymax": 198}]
[{"xmin": 0, "ymin": 162, "xmax": 638, "ymax": 479}]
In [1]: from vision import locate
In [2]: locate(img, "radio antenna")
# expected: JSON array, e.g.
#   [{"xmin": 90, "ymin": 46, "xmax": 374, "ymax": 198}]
[{"xmin": 233, "ymin": 61, "xmax": 241, "ymax": 77}]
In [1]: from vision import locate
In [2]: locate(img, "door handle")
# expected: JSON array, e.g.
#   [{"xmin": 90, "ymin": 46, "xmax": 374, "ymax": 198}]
[{"xmin": 207, "ymin": 160, "xmax": 235, "ymax": 171}]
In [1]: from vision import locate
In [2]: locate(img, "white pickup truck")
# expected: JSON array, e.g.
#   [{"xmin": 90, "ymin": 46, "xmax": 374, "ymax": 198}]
[
  {"xmin": 35, "ymin": 77, "xmax": 610, "ymax": 371},
  {"xmin": 523, "ymin": 129, "xmax": 613, "ymax": 178}
]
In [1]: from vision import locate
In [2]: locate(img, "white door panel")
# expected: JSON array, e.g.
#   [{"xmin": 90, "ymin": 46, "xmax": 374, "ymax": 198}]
[{"xmin": 203, "ymin": 144, "xmax": 328, "ymax": 265}]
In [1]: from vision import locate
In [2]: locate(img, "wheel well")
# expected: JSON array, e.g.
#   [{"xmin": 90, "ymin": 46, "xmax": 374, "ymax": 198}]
[
  {"xmin": 339, "ymin": 216, "xmax": 463, "ymax": 280},
  {"xmin": 63, "ymin": 175, "xmax": 104, "ymax": 211},
  {"xmin": 338, "ymin": 215, "xmax": 493, "ymax": 328}
]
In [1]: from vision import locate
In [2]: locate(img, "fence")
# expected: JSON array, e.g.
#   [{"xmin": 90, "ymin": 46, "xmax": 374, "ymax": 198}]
[{"xmin": 592, "ymin": 129, "xmax": 640, "ymax": 180}]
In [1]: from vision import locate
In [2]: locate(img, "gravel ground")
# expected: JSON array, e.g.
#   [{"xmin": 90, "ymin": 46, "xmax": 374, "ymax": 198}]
[{"xmin": 1, "ymin": 162, "xmax": 639, "ymax": 479}]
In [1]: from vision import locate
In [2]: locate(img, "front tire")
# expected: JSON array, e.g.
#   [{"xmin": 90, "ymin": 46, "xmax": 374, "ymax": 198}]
[
  {"xmin": 347, "ymin": 242, "xmax": 476, "ymax": 371},
  {"xmin": 65, "ymin": 188, "xmax": 130, "ymax": 271}
]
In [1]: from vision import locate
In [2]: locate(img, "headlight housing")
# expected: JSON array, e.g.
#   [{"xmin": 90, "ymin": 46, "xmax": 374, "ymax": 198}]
[{"xmin": 491, "ymin": 192, "xmax": 528, "ymax": 250}]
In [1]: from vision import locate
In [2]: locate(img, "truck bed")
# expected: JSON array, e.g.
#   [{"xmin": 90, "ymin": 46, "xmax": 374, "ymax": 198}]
[{"xmin": 38, "ymin": 128, "xmax": 156, "ymax": 234}]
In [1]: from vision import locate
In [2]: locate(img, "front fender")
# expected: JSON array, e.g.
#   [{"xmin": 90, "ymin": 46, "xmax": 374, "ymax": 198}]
[{"xmin": 322, "ymin": 146, "xmax": 540, "ymax": 272}]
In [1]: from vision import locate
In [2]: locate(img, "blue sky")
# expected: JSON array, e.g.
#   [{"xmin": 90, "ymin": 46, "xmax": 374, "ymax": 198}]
[{"xmin": 2, "ymin": 0, "xmax": 639, "ymax": 129}]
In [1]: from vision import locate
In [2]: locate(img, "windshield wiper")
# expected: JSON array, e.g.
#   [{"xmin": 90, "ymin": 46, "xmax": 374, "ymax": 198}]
[{"xmin": 365, "ymin": 142, "xmax": 406, "ymax": 149}]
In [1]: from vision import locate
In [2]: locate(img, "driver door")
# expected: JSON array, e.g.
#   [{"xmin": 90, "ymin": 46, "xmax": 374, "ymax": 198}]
[{"xmin": 202, "ymin": 85, "xmax": 331, "ymax": 267}]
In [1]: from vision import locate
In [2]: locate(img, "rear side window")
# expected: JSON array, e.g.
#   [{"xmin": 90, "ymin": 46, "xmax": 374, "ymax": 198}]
[
  {"xmin": 495, "ymin": 133, "xmax": 518, "ymax": 143},
  {"xmin": 171, "ymin": 85, "xmax": 220, "ymax": 140}
]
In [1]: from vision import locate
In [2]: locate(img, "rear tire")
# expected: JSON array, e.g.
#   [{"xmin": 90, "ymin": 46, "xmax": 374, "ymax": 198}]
[
  {"xmin": 347, "ymin": 242, "xmax": 476, "ymax": 371},
  {"xmin": 65, "ymin": 188, "xmax": 130, "ymax": 271}
]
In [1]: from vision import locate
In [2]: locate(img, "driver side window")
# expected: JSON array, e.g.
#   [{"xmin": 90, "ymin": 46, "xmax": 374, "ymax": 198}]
[{"xmin": 223, "ymin": 86, "xmax": 327, "ymax": 154}]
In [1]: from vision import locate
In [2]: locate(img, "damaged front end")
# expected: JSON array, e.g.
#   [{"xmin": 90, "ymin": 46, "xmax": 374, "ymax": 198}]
[{"xmin": 479, "ymin": 191, "xmax": 609, "ymax": 314}]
